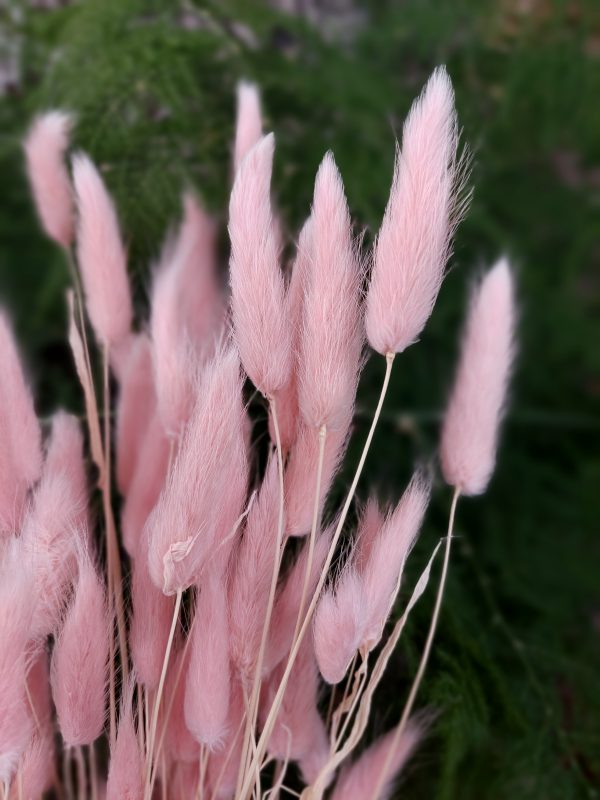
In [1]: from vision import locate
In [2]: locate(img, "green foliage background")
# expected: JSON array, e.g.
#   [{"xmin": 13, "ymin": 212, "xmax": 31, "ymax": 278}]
[{"xmin": 1, "ymin": 0, "xmax": 598, "ymax": 797}]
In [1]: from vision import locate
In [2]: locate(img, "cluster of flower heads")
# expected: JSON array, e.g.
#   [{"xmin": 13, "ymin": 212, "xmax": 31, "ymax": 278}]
[{"xmin": 0, "ymin": 66, "xmax": 515, "ymax": 800}]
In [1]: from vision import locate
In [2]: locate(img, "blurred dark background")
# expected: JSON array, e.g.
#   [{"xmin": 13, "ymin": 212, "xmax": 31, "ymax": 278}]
[{"xmin": 1, "ymin": 1, "xmax": 598, "ymax": 797}]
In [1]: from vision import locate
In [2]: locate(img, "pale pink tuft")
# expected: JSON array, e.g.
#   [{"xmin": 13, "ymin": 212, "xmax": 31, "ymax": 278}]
[
  {"xmin": 228, "ymin": 134, "xmax": 291, "ymax": 396},
  {"xmin": 106, "ymin": 679, "xmax": 143, "ymax": 800},
  {"xmin": 206, "ymin": 679, "xmax": 245, "ymax": 799},
  {"xmin": 234, "ymin": 81, "xmax": 263, "ymax": 171},
  {"xmin": 360, "ymin": 474, "xmax": 430, "ymax": 650},
  {"xmin": 146, "ymin": 346, "xmax": 248, "ymax": 594},
  {"xmin": 440, "ymin": 258, "xmax": 515, "ymax": 495},
  {"xmin": 163, "ymin": 643, "xmax": 199, "ymax": 764},
  {"xmin": 298, "ymin": 153, "xmax": 363, "ymax": 429},
  {"xmin": 23, "ymin": 110, "xmax": 74, "ymax": 248},
  {"xmin": 0, "ymin": 311, "xmax": 42, "ymax": 535},
  {"xmin": 366, "ymin": 66, "xmax": 467, "ymax": 355},
  {"xmin": 330, "ymin": 718, "xmax": 424, "ymax": 800},
  {"xmin": 353, "ymin": 497, "xmax": 385, "ymax": 571},
  {"xmin": 72, "ymin": 152, "xmax": 132, "ymax": 346},
  {"xmin": 184, "ymin": 574, "xmax": 231, "ymax": 748},
  {"xmin": 313, "ymin": 567, "xmax": 367, "ymax": 684},
  {"xmin": 51, "ymin": 555, "xmax": 109, "ymax": 746}
]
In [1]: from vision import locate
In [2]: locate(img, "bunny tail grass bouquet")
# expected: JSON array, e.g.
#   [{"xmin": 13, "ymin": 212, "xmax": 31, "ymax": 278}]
[{"xmin": 0, "ymin": 66, "xmax": 516, "ymax": 800}]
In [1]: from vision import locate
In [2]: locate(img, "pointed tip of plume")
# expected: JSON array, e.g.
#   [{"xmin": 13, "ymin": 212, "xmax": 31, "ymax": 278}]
[
  {"xmin": 297, "ymin": 152, "xmax": 363, "ymax": 430},
  {"xmin": 106, "ymin": 677, "xmax": 143, "ymax": 800},
  {"xmin": 24, "ymin": 110, "xmax": 74, "ymax": 248},
  {"xmin": 229, "ymin": 134, "xmax": 292, "ymax": 396},
  {"xmin": 72, "ymin": 152, "xmax": 132, "ymax": 347},
  {"xmin": 366, "ymin": 65, "xmax": 468, "ymax": 355},
  {"xmin": 234, "ymin": 81, "xmax": 263, "ymax": 171},
  {"xmin": 440, "ymin": 257, "xmax": 516, "ymax": 495}
]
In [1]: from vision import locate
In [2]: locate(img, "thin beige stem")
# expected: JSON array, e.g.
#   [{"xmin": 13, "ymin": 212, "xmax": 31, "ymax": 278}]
[
  {"xmin": 63, "ymin": 748, "xmax": 74, "ymax": 800},
  {"xmin": 209, "ymin": 713, "xmax": 246, "ymax": 800},
  {"xmin": 238, "ymin": 353, "xmax": 395, "ymax": 800},
  {"xmin": 17, "ymin": 770, "xmax": 23, "ymax": 800},
  {"xmin": 371, "ymin": 486, "xmax": 460, "ymax": 800},
  {"xmin": 137, "ymin": 684, "xmax": 145, "ymax": 755},
  {"xmin": 291, "ymin": 424, "xmax": 327, "ymax": 646},
  {"xmin": 238, "ymin": 396, "xmax": 286, "ymax": 794},
  {"xmin": 88, "ymin": 745, "xmax": 98, "ymax": 800},
  {"xmin": 24, "ymin": 677, "xmax": 41, "ymax": 735},
  {"xmin": 144, "ymin": 588, "xmax": 183, "ymax": 800},
  {"xmin": 74, "ymin": 746, "xmax": 86, "ymax": 800},
  {"xmin": 333, "ymin": 652, "xmax": 368, "ymax": 751}
]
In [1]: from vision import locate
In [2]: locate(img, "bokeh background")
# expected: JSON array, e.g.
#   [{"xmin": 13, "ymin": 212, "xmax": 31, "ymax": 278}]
[{"xmin": 1, "ymin": 1, "xmax": 598, "ymax": 797}]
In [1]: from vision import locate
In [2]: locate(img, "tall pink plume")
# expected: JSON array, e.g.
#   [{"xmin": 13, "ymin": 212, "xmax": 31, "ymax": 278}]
[
  {"xmin": 265, "ymin": 526, "xmax": 331, "ymax": 673},
  {"xmin": 206, "ymin": 679, "xmax": 245, "ymax": 800},
  {"xmin": 121, "ymin": 410, "xmax": 170, "ymax": 558},
  {"xmin": 115, "ymin": 333, "xmax": 156, "ymax": 494},
  {"xmin": 330, "ymin": 718, "xmax": 424, "ymax": 800},
  {"xmin": 185, "ymin": 574, "xmax": 231, "ymax": 748},
  {"xmin": 228, "ymin": 134, "xmax": 291, "ymax": 396},
  {"xmin": 440, "ymin": 258, "xmax": 515, "ymax": 495},
  {"xmin": 298, "ymin": 152, "xmax": 363, "ymax": 430},
  {"xmin": 106, "ymin": 679, "xmax": 143, "ymax": 800},
  {"xmin": 23, "ymin": 110, "xmax": 74, "ymax": 248},
  {"xmin": 72, "ymin": 152, "xmax": 132, "ymax": 347},
  {"xmin": 234, "ymin": 81, "xmax": 262, "ymax": 171},
  {"xmin": 51, "ymin": 555, "xmax": 109, "ymax": 746},
  {"xmin": 366, "ymin": 66, "xmax": 467, "ymax": 355},
  {"xmin": 0, "ymin": 541, "xmax": 36, "ymax": 783},
  {"xmin": 284, "ymin": 415, "xmax": 351, "ymax": 537},
  {"xmin": 0, "ymin": 310, "xmax": 42, "ymax": 535},
  {"xmin": 268, "ymin": 217, "xmax": 312, "ymax": 452},
  {"xmin": 129, "ymin": 530, "xmax": 175, "ymax": 689},
  {"xmin": 146, "ymin": 346, "xmax": 248, "ymax": 594},
  {"xmin": 229, "ymin": 454, "xmax": 280, "ymax": 683},
  {"xmin": 360, "ymin": 474, "xmax": 430, "ymax": 650},
  {"xmin": 163, "ymin": 643, "xmax": 199, "ymax": 764},
  {"xmin": 22, "ymin": 412, "xmax": 88, "ymax": 638},
  {"xmin": 313, "ymin": 566, "xmax": 367, "ymax": 684},
  {"xmin": 352, "ymin": 497, "xmax": 385, "ymax": 570}
]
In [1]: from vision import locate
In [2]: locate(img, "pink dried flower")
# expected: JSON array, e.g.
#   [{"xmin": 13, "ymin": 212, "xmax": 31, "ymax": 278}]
[
  {"xmin": 330, "ymin": 718, "xmax": 424, "ymax": 800},
  {"xmin": 352, "ymin": 497, "xmax": 385, "ymax": 570},
  {"xmin": 163, "ymin": 643, "xmax": 199, "ymax": 764},
  {"xmin": 228, "ymin": 134, "xmax": 291, "ymax": 396},
  {"xmin": 106, "ymin": 679, "xmax": 143, "ymax": 800},
  {"xmin": 440, "ymin": 258, "xmax": 515, "ymax": 495},
  {"xmin": 72, "ymin": 152, "xmax": 132, "ymax": 347},
  {"xmin": 0, "ymin": 310, "xmax": 42, "ymax": 535},
  {"xmin": 234, "ymin": 81, "xmax": 263, "ymax": 171},
  {"xmin": 366, "ymin": 66, "xmax": 467, "ymax": 355},
  {"xmin": 298, "ymin": 152, "xmax": 363, "ymax": 430},
  {"xmin": 23, "ymin": 110, "xmax": 74, "ymax": 248},
  {"xmin": 51, "ymin": 555, "xmax": 109, "ymax": 746}
]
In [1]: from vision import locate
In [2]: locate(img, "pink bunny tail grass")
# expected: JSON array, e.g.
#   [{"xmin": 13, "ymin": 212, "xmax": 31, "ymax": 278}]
[
  {"xmin": 163, "ymin": 644, "xmax": 200, "ymax": 764},
  {"xmin": 106, "ymin": 679, "xmax": 143, "ymax": 800},
  {"xmin": 229, "ymin": 454, "xmax": 281, "ymax": 683},
  {"xmin": 440, "ymin": 258, "xmax": 516, "ymax": 495},
  {"xmin": 115, "ymin": 333, "xmax": 156, "ymax": 494},
  {"xmin": 366, "ymin": 66, "xmax": 470, "ymax": 355},
  {"xmin": 146, "ymin": 345, "xmax": 248, "ymax": 594},
  {"xmin": 229, "ymin": 134, "xmax": 292, "ymax": 396},
  {"xmin": 121, "ymin": 411, "xmax": 170, "ymax": 558},
  {"xmin": 43, "ymin": 411, "xmax": 88, "ymax": 526},
  {"xmin": 298, "ymin": 152, "xmax": 363, "ymax": 430},
  {"xmin": 0, "ymin": 310, "xmax": 42, "ymax": 535},
  {"xmin": 206, "ymin": 679, "xmax": 246, "ymax": 799},
  {"xmin": 284, "ymin": 415, "xmax": 351, "ymax": 536},
  {"xmin": 313, "ymin": 567, "xmax": 367, "ymax": 684},
  {"xmin": 72, "ymin": 152, "xmax": 132, "ymax": 347},
  {"xmin": 51, "ymin": 555, "xmax": 109, "ymax": 746},
  {"xmin": 360, "ymin": 473, "xmax": 431, "ymax": 649},
  {"xmin": 0, "ymin": 544, "xmax": 36, "ymax": 783},
  {"xmin": 265, "ymin": 526, "xmax": 331, "ymax": 673},
  {"xmin": 129, "ymin": 531, "xmax": 175, "ymax": 689},
  {"xmin": 9, "ymin": 726, "xmax": 54, "ymax": 800},
  {"xmin": 330, "ymin": 717, "xmax": 424, "ymax": 800},
  {"xmin": 234, "ymin": 81, "xmax": 263, "ymax": 171},
  {"xmin": 23, "ymin": 110, "xmax": 74, "ymax": 248},
  {"xmin": 184, "ymin": 575, "xmax": 231, "ymax": 748},
  {"xmin": 353, "ymin": 496, "xmax": 385, "ymax": 570}
]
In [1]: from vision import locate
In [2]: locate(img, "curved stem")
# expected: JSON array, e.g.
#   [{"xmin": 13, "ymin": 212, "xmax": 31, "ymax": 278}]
[
  {"xmin": 372, "ymin": 486, "xmax": 461, "ymax": 800},
  {"xmin": 238, "ymin": 353, "xmax": 395, "ymax": 800}
]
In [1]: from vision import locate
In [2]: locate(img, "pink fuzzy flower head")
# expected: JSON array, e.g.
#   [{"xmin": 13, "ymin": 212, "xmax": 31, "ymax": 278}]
[
  {"xmin": 0, "ymin": 310, "xmax": 42, "ymax": 535},
  {"xmin": 330, "ymin": 718, "xmax": 424, "ymax": 800},
  {"xmin": 51, "ymin": 555, "xmax": 109, "ymax": 747},
  {"xmin": 228, "ymin": 134, "xmax": 292, "ymax": 396},
  {"xmin": 23, "ymin": 110, "xmax": 74, "ymax": 248},
  {"xmin": 106, "ymin": 679, "xmax": 143, "ymax": 800},
  {"xmin": 72, "ymin": 152, "xmax": 132, "ymax": 347},
  {"xmin": 298, "ymin": 152, "xmax": 363, "ymax": 430},
  {"xmin": 440, "ymin": 258, "xmax": 516, "ymax": 495},
  {"xmin": 234, "ymin": 81, "xmax": 263, "ymax": 171},
  {"xmin": 366, "ymin": 66, "xmax": 468, "ymax": 355}
]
